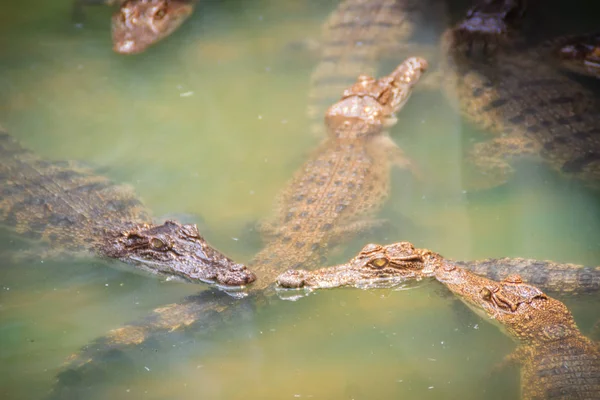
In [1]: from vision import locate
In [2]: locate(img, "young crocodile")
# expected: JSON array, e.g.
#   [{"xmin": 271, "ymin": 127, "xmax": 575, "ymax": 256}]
[
  {"xmin": 441, "ymin": 22, "xmax": 600, "ymax": 190},
  {"xmin": 277, "ymin": 242, "xmax": 600, "ymax": 399},
  {"xmin": 276, "ymin": 242, "xmax": 600, "ymax": 295},
  {"xmin": 253, "ymin": 56, "xmax": 427, "ymax": 277},
  {"xmin": 434, "ymin": 265, "xmax": 600, "ymax": 400},
  {"xmin": 0, "ymin": 128, "xmax": 254, "ymax": 286},
  {"xmin": 49, "ymin": 57, "xmax": 428, "ymax": 393},
  {"xmin": 74, "ymin": 0, "xmax": 194, "ymax": 54},
  {"xmin": 112, "ymin": 0, "xmax": 194, "ymax": 54},
  {"xmin": 307, "ymin": 0, "xmax": 435, "ymax": 137}
]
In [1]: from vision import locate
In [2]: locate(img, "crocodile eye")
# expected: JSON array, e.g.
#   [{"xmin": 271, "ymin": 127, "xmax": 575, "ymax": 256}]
[
  {"xmin": 154, "ymin": 6, "xmax": 167, "ymax": 20},
  {"xmin": 480, "ymin": 287, "xmax": 493, "ymax": 301},
  {"xmin": 369, "ymin": 257, "xmax": 388, "ymax": 269},
  {"xmin": 150, "ymin": 238, "xmax": 167, "ymax": 250}
]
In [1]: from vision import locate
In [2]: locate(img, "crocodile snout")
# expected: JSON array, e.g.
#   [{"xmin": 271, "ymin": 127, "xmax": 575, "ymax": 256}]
[{"xmin": 277, "ymin": 269, "xmax": 309, "ymax": 288}]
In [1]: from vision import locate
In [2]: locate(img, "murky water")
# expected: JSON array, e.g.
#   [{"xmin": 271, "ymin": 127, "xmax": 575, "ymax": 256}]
[{"xmin": 1, "ymin": 0, "xmax": 599, "ymax": 399}]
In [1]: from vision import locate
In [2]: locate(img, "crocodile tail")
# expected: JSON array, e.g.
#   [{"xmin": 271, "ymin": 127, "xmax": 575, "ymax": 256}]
[
  {"xmin": 456, "ymin": 257, "xmax": 600, "ymax": 295},
  {"xmin": 49, "ymin": 289, "xmax": 260, "ymax": 398}
]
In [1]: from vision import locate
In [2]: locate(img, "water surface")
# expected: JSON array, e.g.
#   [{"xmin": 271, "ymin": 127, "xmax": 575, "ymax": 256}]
[{"xmin": 1, "ymin": 0, "xmax": 599, "ymax": 399}]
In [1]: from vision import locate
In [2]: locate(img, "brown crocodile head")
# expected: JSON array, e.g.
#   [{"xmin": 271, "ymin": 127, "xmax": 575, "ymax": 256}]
[
  {"xmin": 112, "ymin": 0, "xmax": 193, "ymax": 54},
  {"xmin": 459, "ymin": 274, "xmax": 580, "ymax": 344},
  {"xmin": 324, "ymin": 57, "xmax": 428, "ymax": 138},
  {"xmin": 555, "ymin": 33, "xmax": 600, "ymax": 79},
  {"xmin": 102, "ymin": 220, "xmax": 256, "ymax": 286},
  {"xmin": 276, "ymin": 242, "xmax": 434, "ymax": 290},
  {"xmin": 450, "ymin": 0, "xmax": 525, "ymax": 56}
]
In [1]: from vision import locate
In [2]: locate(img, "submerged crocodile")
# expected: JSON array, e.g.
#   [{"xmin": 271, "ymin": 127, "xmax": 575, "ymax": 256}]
[
  {"xmin": 307, "ymin": 0, "xmax": 442, "ymax": 137},
  {"xmin": 0, "ymin": 127, "xmax": 254, "ymax": 286},
  {"xmin": 277, "ymin": 242, "xmax": 600, "ymax": 399},
  {"xmin": 74, "ymin": 0, "xmax": 194, "ymax": 54},
  {"xmin": 48, "ymin": 57, "xmax": 427, "ymax": 395},
  {"xmin": 440, "ymin": 20, "xmax": 600, "ymax": 190},
  {"xmin": 276, "ymin": 242, "xmax": 600, "ymax": 295}
]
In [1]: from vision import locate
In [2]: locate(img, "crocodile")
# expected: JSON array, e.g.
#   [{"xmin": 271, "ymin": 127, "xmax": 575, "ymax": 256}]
[
  {"xmin": 548, "ymin": 32, "xmax": 600, "ymax": 80},
  {"xmin": 435, "ymin": 269, "xmax": 600, "ymax": 400},
  {"xmin": 48, "ymin": 57, "xmax": 428, "ymax": 395},
  {"xmin": 73, "ymin": 0, "xmax": 194, "ymax": 54},
  {"xmin": 112, "ymin": 0, "xmax": 195, "ymax": 54},
  {"xmin": 0, "ymin": 127, "xmax": 254, "ymax": 286},
  {"xmin": 307, "ymin": 0, "xmax": 441, "ymax": 137},
  {"xmin": 276, "ymin": 242, "xmax": 600, "ymax": 295},
  {"xmin": 277, "ymin": 242, "xmax": 600, "ymax": 399},
  {"xmin": 440, "ymin": 20, "xmax": 600, "ymax": 190}
]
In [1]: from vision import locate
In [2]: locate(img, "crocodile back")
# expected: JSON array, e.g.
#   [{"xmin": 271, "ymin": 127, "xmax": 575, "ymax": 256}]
[
  {"xmin": 250, "ymin": 137, "xmax": 392, "ymax": 286},
  {"xmin": 456, "ymin": 258, "xmax": 600, "ymax": 295},
  {"xmin": 0, "ymin": 129, "xmax": 151, "ymax": 249},
  {"xmin": 521, "ymin": 336, "xmax": 600, "ymax": 400},
  {"xmin": 443, "ymin": 39, "xmax": 600, "ymax": 184}
]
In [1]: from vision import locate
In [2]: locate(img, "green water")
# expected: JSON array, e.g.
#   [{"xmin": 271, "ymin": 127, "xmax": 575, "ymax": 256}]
[{"xmin": 1, "ymin": 0, "xmax": 599, "ymax": 399}]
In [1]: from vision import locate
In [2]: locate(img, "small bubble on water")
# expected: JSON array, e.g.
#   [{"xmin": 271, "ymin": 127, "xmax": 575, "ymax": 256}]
[
  {"xmin": 144, "ymin": 366, "xmax": 150, "ymax": 372},
  {"xmin": 105, "ymin": 284, "xmax": 109, "ymax": 287},
  {"xmin": 428, "ymin": 386, "xmax": 434, "ymax": 390},
  {"xmin": 473, "ymin": 324, "xmax": 479, "ymax": 330},
  {"xmin": 231, "ymin": 237, "xmax": 239, "ymax": 241},
  {"xmin": 281, "ymin": 119, "xmax": 288, "ymax": 124},
  {"xmin": 258, "ymin": 115, "xmax": 263, "ymax": 120}
]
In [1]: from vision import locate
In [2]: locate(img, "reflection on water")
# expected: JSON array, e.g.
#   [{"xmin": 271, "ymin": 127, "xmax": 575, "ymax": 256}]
[{"xmin": 0, "ymin": 0, "xmax": 599, "ymax": 399}]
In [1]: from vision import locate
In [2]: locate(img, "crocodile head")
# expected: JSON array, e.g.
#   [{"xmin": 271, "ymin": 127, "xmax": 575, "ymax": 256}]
[
  {"xmin": 112, "ymin": 0, "xmax": 193, "ymax": 54},
  {"xmin": 277, "ymin": 242, "xmax": 435, "ymax": 290},
  {"xmin": 555, "ymin": 33, "xmax": 600, "ymax": 79},
  {"xmin": 325, "ymin": 57, "xmax": 428, "ymax": 138},
  {"xmin": 103, "ymin": 220, "xmax": 256, "ymax": 286},
  {"xmin": 457, "ymin": 274, "xmax": 579, "ymax": 343},
  {"xmin": 449, "ymin": 0, "xmax": 525, "ymax": 56}
]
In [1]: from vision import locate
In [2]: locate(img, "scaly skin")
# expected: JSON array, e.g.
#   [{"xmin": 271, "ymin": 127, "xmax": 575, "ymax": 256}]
[
  {"xmin": 112, "ymin": 0, "xmax": 194, "ymax": 54},
  {"xmin": 453, "ymin": 0, "xmax": 526, "ymax": 45},
  {"xmin": 441, "ymin": 23, "xmax": 600, "ymax": 190},
  {"xmin": 73, "ymin": 0, "xmax": 193, "ymax": 54},
  {"xmin": 253, "ymin": 57, "xmax": 427, "ymax": 280},
  {"xmin": 276, "ymin": 243, "xmax": 600, "ymax": 295},
  {"xmin": 0, "ymin": 129, "xmax": 254, "ymax": 286},
  {"xmin": 48, "ymin": 58, "xmax": 427, "ymax": 396},
  {"xmin": 307, "ymin": 0, "xmax": 438, "ymax": 137},
  {"xmin": 277, "ymin": 243, "xmax": 600, "ymax": 399},
  {"xmin": 434, "ymin": 265, "xmax": 600, "ymax": 400},
  {"xmin": 549, "ymin": 32, "xmax": 600, "ymax": 80}
]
